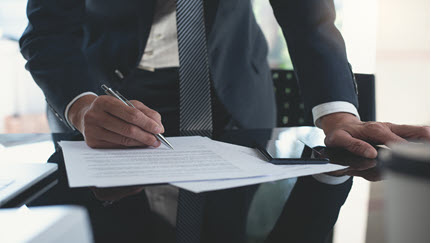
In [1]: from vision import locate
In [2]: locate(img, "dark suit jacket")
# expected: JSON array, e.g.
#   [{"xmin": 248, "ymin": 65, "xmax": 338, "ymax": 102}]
[{"xmin": 20, "ymin": 0, "xmax": 358, "ymax": 130}]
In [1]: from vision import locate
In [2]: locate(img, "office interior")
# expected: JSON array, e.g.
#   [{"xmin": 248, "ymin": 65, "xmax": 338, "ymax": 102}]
[{"xmin": 0, "ymin": 0, "xmax": 429, "ymax": 242}]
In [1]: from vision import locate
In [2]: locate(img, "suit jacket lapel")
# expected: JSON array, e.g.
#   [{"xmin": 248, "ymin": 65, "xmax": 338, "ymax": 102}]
[{"xmin": 204, "ymin": 0, "xmax": 220, "ymax": 35}]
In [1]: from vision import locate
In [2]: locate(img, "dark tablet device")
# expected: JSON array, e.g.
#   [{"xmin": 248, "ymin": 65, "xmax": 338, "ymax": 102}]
[{"xmin": 255, "ymin": 139, "xmax": 329, "ymax": 165}]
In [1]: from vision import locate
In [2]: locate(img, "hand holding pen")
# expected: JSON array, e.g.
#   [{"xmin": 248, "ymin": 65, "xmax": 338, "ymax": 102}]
[
  {"xmin": 66, "ymin": 85, "xmax": 172, "ymax": 149},
  {"xmin": 101, "ymin": 84, "xmax": 173, "ymax": 149}
]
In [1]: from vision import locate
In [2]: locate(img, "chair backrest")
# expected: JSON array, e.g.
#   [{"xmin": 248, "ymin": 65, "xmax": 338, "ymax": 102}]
[{"xmin": 272, "ymin": 69, "xmax": 376, "ymax": 127}]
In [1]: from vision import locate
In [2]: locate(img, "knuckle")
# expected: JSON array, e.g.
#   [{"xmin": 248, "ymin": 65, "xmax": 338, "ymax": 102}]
[
  {"xmin": 129, "ymin": 110, "xmax": 142, "ymax": 124},
  {"xmin": 383, "ymin": 122, "xmax": 393, "ymax": 127},
  {"xmin": 347, "ymin": 142, "xmax": 360, "ymax": 153},
  {"xmin": 324, "ymin": 134, "xmax": 336, "ymax": 145},
  {"xmin": 128, "ymin": 126, "xmax": 139, "ymax": 136},
  {"xmin": 140, "ymin": 117, "xmax": 155, "ymax": 131},
  {"xmin": 148, "ymin": 121, "xmax": 159, "ymax": 131},
  {"xmin": 324, "ymin": 130, "xmax": 343, "ymax": 145},
  {"xmin": 120, "ymin": 136, "xmax": 133, "ymax": 146},
  {"xmin": 121, "ymin": 125, "xmax": 134, "ymax": 136},
  {"xmin": 149, "ymin": 110, "xmax": 161, "ymax": 119},
  {"xmin": 348, "ymin": 140, "xmax": 365, "ymax": 153},
  {"xmin": 365, "ymin": 122, "xmax": 384, "ymax": 132}
]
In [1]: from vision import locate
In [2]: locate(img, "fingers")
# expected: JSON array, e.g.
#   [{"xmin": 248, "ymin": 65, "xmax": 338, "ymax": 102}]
[
  {"xmin": 92, "ymin": 112, "xmax": 160, "ymax": 146},
  {"xmin": 385, "ymin": 123, "xmax": 430, "ymax": 141},
  {"xmin": 361, "ymin": 122, "xmax": 407, "ymax": 145},
  {"xmin": 346, "ymin": 169, "xmax": 382, "ymax": 182},
  {"xmin": 325, "ymin": 129, "xmax": 378, "ymax": 158},
  {"xmin": 323, "ymin": 120, "xmax": 428, "ymax": 160},
  {"xmin": 81, "ymin": 96, "xmax": 165, "ymax": 148},
  {"xmin": 85, "ymin": 139, "xmax": 120, "ymax": 149},
  {"xmin": 94, "ymin": 96, "xmax": 163, "ymax": 135},
  {"xmin": 83, "ymin": 108, "xmax": 160, "ymax": 148},
  {"xmin": 130, "ymin": 100, "xmax": 165, "ymax": 133},
  {"xmin": 85, "ymin": 125, "xmax": 158, "ymax": 148}
]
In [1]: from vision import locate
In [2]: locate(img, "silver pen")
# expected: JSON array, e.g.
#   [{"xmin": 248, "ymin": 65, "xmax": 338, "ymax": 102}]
[{"xmin": 101, "ymin": 84, "xmax": 174, "ymax": 150}]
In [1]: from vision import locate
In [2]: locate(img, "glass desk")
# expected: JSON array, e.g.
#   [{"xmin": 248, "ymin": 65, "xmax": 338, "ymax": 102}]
[{"xmin": 0, "ymin": 127, "xmax": 387, "ymax": 243}]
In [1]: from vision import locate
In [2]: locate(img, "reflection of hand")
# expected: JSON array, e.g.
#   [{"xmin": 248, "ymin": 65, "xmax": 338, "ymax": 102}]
[
  {"xmin": 68, "ymin": 95, "xmax": 164, "ymax": 148},
  {"xmin": 326, "ymin": 168, "xmax": 382, "ymax": 181},
  {"xmin": 316, "ymin": 147, "xmax": 382, "ymax": 181},
  {"xmin": 90, "ymin": 186, "xmax": 145, "ymax": 202},
  {"xmin": 346, "ymin": 168, "xmax": 382, "ymax": 182},
  {"xmin": 319, "ymin": 112, "xmax": 430, "ymax": 158}
]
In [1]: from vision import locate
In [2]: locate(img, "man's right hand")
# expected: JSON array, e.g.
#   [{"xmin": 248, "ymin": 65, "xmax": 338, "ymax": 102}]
[{"xmin": 68, "ymin": 95, "xmax": 164, "ymax": 148}]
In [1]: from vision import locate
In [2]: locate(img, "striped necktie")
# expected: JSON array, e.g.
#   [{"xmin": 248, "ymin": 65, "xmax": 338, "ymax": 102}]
[
  {"xmin": 177, "ymin": 0, "xmax": 213, "ymax": 136},
  {"xmin": 175, "ymin": 0, "xmax": 212, "ymax": 242}
]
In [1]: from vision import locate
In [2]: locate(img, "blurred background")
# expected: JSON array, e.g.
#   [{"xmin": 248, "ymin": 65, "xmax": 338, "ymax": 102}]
[{"xmin": 0, "ymin": 0, "xmax": 429, "ymax": 242}]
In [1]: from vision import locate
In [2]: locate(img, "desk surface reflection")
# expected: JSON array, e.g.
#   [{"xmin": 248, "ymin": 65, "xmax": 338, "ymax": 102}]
[{"xmin": 0, "ymin": 128, "xmax": 384, "ymax": 243}]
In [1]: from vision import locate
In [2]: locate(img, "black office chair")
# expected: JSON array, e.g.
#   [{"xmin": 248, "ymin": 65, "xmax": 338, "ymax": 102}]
[{"xmin": 272, "ymin": 69, "xmax": 376, "ymax": 126}]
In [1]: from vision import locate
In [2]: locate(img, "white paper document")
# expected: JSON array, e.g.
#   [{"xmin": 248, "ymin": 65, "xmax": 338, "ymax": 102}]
[
  {"xmin": 59, "ymin": 136, "xmax": 346, "ymax": 191},
  {"xmin": 172, "ymin": 139, "xmax": 347, "ymax": 193},
  {"xmin": 59, "ymin": 137, "xmax": 269, "ymax": 188}
]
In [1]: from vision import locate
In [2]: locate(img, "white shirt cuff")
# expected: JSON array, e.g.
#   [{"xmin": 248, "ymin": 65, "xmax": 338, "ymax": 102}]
[
  {"xmin": 312, "ymin": 174, "xmax": 351, "ymax": 185},
  {"xmin": 312, "ymin": 101, "xmax": 360, "ymax": 127},
  {"xmin": 64, "ymin": 92, "xmax": 98, "ymax": 130}
]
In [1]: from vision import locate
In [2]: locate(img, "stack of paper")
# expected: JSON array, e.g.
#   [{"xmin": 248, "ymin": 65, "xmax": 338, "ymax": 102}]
[{"xmin": 59, "ymin": 136, "xmax": 346, "ymax": 192}]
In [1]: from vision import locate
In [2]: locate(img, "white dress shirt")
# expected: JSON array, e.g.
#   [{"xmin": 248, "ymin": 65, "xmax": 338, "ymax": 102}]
[{"xmin": 138, "ymin": 0, "xmax": 179, "ymax": 71}]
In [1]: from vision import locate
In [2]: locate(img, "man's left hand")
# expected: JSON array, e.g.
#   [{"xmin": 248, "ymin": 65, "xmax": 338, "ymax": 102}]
[{"xmin": 318, "ymin": 112, "xmax": 430, "ymax": 159}]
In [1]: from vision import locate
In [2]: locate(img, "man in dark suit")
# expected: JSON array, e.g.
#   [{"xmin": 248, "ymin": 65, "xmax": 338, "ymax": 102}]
[
  {"xmin": 20, "ymin": 0, "xmax": 429, "ymax": 242},
  {"xmin": 19, "ymin": 0, "xmax": 428, "ymax": 153}
]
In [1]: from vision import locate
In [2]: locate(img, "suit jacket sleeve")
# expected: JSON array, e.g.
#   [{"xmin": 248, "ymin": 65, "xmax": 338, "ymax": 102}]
[
  {"xmin": 19, "ymin": 0, "xmax": 100, "ymax": 125},
  {"xmin": 270, "ymin": 0, "xmax": 359, "ymax": 111}
]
